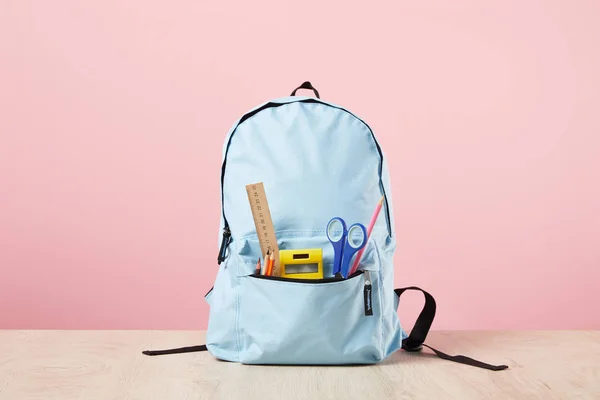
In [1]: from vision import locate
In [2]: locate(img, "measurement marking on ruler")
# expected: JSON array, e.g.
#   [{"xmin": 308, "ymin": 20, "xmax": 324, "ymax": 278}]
[{"xmin": 245, "ymin": 182, "xmax": 280, "ymax": 276}]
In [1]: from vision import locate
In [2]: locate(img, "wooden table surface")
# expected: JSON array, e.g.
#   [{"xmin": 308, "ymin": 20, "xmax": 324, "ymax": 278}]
[{"xmin": 0, "ymin": 330, "xmax": 598, "ymax": 400}]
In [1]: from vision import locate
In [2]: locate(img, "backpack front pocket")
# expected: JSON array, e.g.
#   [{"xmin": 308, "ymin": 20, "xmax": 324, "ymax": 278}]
[{"xmin": 236, "ymin": 269, "xmax": 384, "ymax": 365}]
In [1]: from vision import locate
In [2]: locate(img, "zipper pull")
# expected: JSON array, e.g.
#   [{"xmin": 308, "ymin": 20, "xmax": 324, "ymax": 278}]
[
  {"xmin": 217, "ymin": 227, "xmax": 231, "ymax": 264},
  {"xmin": 363, "ymin": 270, "xmax": 373, "ymax": 316}
]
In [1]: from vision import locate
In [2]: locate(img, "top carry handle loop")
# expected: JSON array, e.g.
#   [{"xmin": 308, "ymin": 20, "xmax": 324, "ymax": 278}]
[{"xmin": 290, "ymin": 81, "xmax": 320, "ymax": 99}]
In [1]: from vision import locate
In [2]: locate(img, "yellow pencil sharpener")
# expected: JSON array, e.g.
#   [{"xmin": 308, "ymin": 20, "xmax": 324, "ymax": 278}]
[{"xmin": 279, "ymin": 248, "xmax": 323, "ymax": 280}]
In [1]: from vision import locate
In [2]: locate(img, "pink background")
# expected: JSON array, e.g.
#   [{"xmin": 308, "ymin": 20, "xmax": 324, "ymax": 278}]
[{"xmin": 1, "ymin": 1, "xmax": 599, "ymax": 330}]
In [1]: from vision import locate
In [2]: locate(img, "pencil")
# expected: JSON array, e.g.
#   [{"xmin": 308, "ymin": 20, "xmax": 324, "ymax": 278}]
[
  {"xmin": 254, "ymin": 258, "xmax": 261, "ymax": 275},
  {"xmin": 261, "ymin": 250, "xmax": 269, "ymax": 275},
  {"xmin": 349, "ymin": 195, "xmax": 384, "ymax": 275},
  {"xmin": 266, "ymin": 251, "xmax": 275, "ymax": 276}
]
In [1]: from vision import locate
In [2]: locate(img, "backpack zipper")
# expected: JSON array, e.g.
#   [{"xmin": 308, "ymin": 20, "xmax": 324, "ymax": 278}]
[
  {"xmin": 217, "ymin": 99, "xmax": 393, "ymax": 264},
  {"xmin": 217, "ymin": 227, "xmax": 231, "ymax": 264},
  {"xmin": 249, "ymin": 269, "xmax": 364, "ymax": 283}
]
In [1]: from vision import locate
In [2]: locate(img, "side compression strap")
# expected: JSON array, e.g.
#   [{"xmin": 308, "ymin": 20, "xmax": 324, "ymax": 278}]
[
  {"xmin": 395, "ymin": 286, "xmax": 508, "ymax": 371},
  {"xmin": 142, "ymin": 344, "xmax": 207, "ymax": 356}
]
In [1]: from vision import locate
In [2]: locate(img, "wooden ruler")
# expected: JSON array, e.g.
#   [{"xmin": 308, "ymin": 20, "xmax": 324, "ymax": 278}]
[{"xmin": 245, "ymin": 182, "xmax": 280, "ymax": 276}]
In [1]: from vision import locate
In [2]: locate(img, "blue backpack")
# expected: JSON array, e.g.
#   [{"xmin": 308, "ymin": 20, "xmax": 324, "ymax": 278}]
[{"xmin": 143, "ymin": 82, "xmax": 507, "ymax": 371}]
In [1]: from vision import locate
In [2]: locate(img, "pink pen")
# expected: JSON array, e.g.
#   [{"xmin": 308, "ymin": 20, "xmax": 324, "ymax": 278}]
[{"xmin": 349, "ymin": 196, "xmax": 384, "ymax": 275}]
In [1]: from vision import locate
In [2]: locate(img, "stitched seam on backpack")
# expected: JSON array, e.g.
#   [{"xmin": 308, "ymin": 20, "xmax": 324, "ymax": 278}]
[
  {"xmin": 235, "ymin": 276, "xmax": 241, "ymax": 362},
  {"xmin": 237, "ymin": 230, "xmax": 328, "ymax": 240},
  {"xmin": 244, "ymin": 277, "xmax": 363, "ymax": 288},
  {"xmin": 234, "ymin": 241, "xmax": 241, "ymax": 362},
  {"xmin": 374, "ymin": 242, "xmax": 385, "ymax": 359}
]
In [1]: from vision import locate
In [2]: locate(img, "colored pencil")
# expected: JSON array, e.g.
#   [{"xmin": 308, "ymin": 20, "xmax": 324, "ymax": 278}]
[
  {"xmin": 254, "ymin": 258, "xmax": 261, "ymax": 275},
  {"xmin": 266, "ymin": 251, "xmax": 275, "ymax": 276},
  {"xmin": 261, "ymin": 250, "xmax": 269, "ymax": 275},
  {"xmin": 349, "ymin": 196, "xmax": 384, "ymax": 275}
]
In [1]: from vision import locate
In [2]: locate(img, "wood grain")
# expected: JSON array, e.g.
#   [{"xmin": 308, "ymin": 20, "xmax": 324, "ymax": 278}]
[{"xmin": 0, "ymin": 330, "xmax": 598, "ymax": 400}]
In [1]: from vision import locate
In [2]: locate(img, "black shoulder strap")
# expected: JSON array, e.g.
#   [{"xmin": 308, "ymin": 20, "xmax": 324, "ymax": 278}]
[
  {"xmin": 142, "ymin": 344, "xmax": 207, "ymax": 356},
  {"xmin": 395, "ymin": 286, "xmax": 508, "ymax": 371}
]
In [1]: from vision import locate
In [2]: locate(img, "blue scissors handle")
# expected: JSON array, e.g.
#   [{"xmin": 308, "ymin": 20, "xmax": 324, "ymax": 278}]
[
  {"xmin": 326, "ymin": 217, "xmax": 347, "ymax": 276},
  {"xmin": 327, "ymin": 217, "xmax": 367, "ymax": 278},
  {"xmin": 340, "ymin": 223, "xmax": 367, "ymax": 278}
]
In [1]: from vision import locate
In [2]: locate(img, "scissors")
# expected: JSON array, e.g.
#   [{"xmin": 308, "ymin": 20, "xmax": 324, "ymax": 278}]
[{"xmin": 326, "ymin": 217, "xmax": 367, "ymax": 278}]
